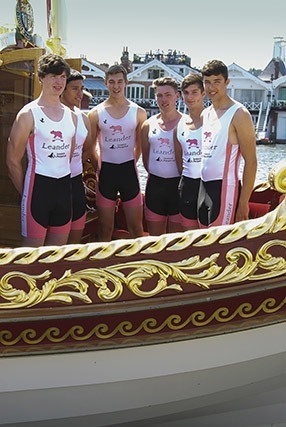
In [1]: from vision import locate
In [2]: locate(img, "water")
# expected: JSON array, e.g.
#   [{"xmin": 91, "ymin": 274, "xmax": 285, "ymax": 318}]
[
  {"xmin": 255, "ymin": 144, "xmax": 286, "ymax": 182},
  {"xmin": 137, "ymin": 144, "xmax": 286, "ymax": 191}
]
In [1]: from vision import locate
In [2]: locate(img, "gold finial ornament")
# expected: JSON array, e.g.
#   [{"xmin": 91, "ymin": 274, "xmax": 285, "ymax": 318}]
[
  {"xmin": 46, "ymin": 36, "xmax": 66, "ymax": 57},
  {"xmin": 268, "ymin": 160, "xmax": 286, "ymax": 194}
]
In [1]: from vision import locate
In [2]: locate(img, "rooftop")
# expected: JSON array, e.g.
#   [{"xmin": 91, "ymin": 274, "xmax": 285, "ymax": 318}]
[{"xmin": 132, "ymin": 49, "xmax": 191, "ymax": 67}]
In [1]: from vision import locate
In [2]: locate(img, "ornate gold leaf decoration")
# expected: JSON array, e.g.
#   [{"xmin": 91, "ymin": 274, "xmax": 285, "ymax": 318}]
[
  {"xmin": 0, "ymin": 297, "xmax": 285, "ymax": 347},
  {"xmin": 0, "ymin": 270, "xmax": 91, "ymax": 308},
  {"xmin": 0, "ymin": 240, "xmax": 285, "ymax": 308},
  {"xmin": 268, "ymin": 159, "xmax": 286, "ymax": 193}
]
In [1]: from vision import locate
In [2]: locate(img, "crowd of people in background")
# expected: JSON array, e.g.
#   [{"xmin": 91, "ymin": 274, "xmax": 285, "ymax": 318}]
[{"xmin": 6, "ymin": 53, "xmax": 257, "ymax": 247}]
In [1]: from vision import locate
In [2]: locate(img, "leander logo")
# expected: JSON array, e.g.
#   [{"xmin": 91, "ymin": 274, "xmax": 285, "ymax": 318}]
[
  {"xmin": 50, "ymin": 130, "xmax": 64, "ymax": 142},
  {"xmin": 106, "ymin": 124, "xmax": 130, "ymax": 149},
  {"xmin": 16, "ymin": 0, "xmax": 34, "ymax": 44},
  {"xmin": 158, "ymin": 137, "xmax": 170, "ymax": 146},
  {"xmin": 186, "ymin": 138, "xmax": 199, "ymax": 149},
  {"xmin": 110, "ymin": 125, "xmax": 123, "ymax": 135},
  {"xmin": 43, "ymin": 130, "xmax": 69, "ymax": 158}
]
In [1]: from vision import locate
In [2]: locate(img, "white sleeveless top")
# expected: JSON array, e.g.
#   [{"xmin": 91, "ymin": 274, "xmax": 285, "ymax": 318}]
[
  {"xmin": 70, "ymin": 107, "xmax": 88, "ymax": 177},
  {"xmin": 176, "ymin": 114, "xmax": 202, "ymax": 179},
  {"xmin": 201, "ymin": 102, "xmax": 242, "ymax": 184},
  {"xmin": 27, "ymin": 102, "xmax": 75, "ymax": 178},
  {"xmin": 147, "ymin": 114, "xmax": 180, "ymax": 178},
  {"xmin": 96, "ymin": 101, "xmax": 138, "ymax": 164}
]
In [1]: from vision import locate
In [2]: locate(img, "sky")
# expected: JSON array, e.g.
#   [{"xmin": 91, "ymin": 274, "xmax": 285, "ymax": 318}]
[{"xmin": 1, "ymin": 0, "xmax": 286, "ymax": 71}]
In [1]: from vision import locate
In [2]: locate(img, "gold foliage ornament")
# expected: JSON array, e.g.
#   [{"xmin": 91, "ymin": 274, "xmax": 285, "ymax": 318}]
[
  {"xmin": 0, "ymin": 240, "xmax": 285, "ymax": 309},
  {"xmin": 0, "ymin": 270, "xmax": 91, "ymax": 308}
]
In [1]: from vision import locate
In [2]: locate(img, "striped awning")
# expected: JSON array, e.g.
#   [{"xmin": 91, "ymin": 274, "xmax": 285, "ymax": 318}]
[{"xmin": 84, "ymin": 78, "xmax": 107, "ymax": 90}]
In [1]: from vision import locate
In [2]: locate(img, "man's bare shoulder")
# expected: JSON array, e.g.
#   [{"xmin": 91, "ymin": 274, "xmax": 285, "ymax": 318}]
[
  {"xmin": 142, "ymin": 116, "xmax": 151, "ymax": 129},
  {"xmin": 128, "ymin": 99, "xmax": 144, "ymax": 111},
  {"xmin": 147, "ymin": 113, "xmax": 160, "ymax": 122},
  {"xmin": 136, "ymin": 104, "xmax": 147, "ymax": 113},
  {"xmin": 16, "ymin": 105, "xmax": 34, "ymax": 125},
  {"xmin": 9, "ymin": 104, "xmax": 34, "ymax": 141},
  {"xmin": 18, "ymin": 99, "xmax": 38, "ymax": 115},
  {"xmin": 232, "ymin": 104, "xmax": 256, "ymax": 142},
  {"xmin": 88, "ymin": 104, "xmax": 101, "ymax": 119},
  {"xmin": 234, "ymin": 103, "xmax": 253, "ymax": 122},
  {"xmin": 90, "ymin": 100, "xmax": 107, "ymax": 110},
  {"xmin": 137, "ymin": 106, "xmax": 148, "ymax": 122}
]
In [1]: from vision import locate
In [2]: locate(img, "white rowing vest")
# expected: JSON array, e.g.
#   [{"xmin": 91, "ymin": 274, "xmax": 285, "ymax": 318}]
[
  {"xmin": 97, "ymin": 101, "xmax": 138, "ymax": 164},
  {"xmin": 176, "ymin": 114, "xmax": 202, "ymax": 179},
  {"xmin": 201, "ymin": 102, "xmax": 242, "ymax": 184},
  {"xmin": 27, "ymin": 102, "xmax": 75, "ymax": 178},
  {"xmin": 147, "ymin": 114, "xmax": 180, "ymax": 178}
]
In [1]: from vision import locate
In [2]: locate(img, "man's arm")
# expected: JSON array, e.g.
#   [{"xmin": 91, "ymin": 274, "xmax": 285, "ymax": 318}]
[
  {"xmin": 233, "ymin": 108, "xmax": 257, "ymax": 222},
  {"xmin": 70, "ymin": 110, "xmax": 78, "ymax": 161},
  {"xmin": 141, "ymin": 119, "xmax": 150, "ymax": 173},
  {"xmin": 88, "ymin": 107, "xmax": 99, "ymax": 172},
  {"xmin": 135, "ymin": 106, "xmax": 148, "ymax": 162},
  {"xmin": 173, "ymin": 127, "xmax": 183, "ymax": 174},
  {"xmin": 81, "ymin": 112, "xmax": 93, "ymax": 163},
  {"xmin": 6, "ymin": 109, "xmax": 33, "ymax": 195}
]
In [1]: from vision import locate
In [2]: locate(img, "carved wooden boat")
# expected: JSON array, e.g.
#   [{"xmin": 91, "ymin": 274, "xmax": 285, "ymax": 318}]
[
  {"xmin": 1, "ymin": 5, "xmax": 285, "ymax": 424},
  {"xmin": 0, "ymin": 160, "xmax": 285, "ymax": 426}
]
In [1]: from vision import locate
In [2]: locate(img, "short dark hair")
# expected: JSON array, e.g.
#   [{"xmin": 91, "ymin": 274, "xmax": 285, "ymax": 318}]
[
  {"xmin": 201, "ymin": 59, "xmax": 228, "ymax": 81},
  {"xmin": 152, "ymin": 76, "xmax": 178, "ymax": 92},
  {"xmin": 105, "ymin": 64, "xmax": 128, "ymax": 81},
  {"xmin": 66, "ymin": 68, "xmax": 84, "ymax": 84},
  {"xmin": 38, "ymin": 53, "xmax": 70, "ymax": 79},
  {"xmin": 181, "ymin": 73, "xmax": 204, "ymax": 92}
]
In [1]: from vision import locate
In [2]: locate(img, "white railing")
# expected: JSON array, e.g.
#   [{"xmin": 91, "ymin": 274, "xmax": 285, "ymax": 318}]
[
  {"xmin": 255, "ymin": 102, "xmax": 264, "ymax": 132},
  {"xmin": 274, "ymin": 100, "xmax": 286, "ymax": 109},
  {"xmin": 262, "ymin": 101, "xmax": 272, "ymax": 132},
  {"xmin": 243, "ymin": 101, "xmax": 261, "ymax": 111}
]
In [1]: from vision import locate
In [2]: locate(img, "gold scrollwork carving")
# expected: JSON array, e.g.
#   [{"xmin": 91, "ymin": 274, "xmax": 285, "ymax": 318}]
[
  {"xmin": 268, "ymin": 159, "xmax": 286, "ymax": 193},
  {"xmin": 0, "ymin": 240, "xmax": 285, "ymax": 309},
  {"xmin": 0, "ymin": 269, "xmax": 91, "ymax": 308},
  {"xmin": 0, "ymin": 297, "xmax": 285, "ymax": 347}
]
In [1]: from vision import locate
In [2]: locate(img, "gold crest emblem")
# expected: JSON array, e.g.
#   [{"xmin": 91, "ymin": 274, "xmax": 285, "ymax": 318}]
[{"xmin": 16, "ymin": 0, "xmax": 34, "ymax": 44}]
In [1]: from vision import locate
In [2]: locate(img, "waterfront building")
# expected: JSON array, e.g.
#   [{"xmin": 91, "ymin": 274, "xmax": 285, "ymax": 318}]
[
  {"xmin": 81, "ymin": 41, "xmax": 286, "ymax": 142},
  {"xmin": 80, "ymin": 57, "xmax": 108, "ymax": 105},
  {"xmin": 258, "ymin": 37, "xmax": 286, "ymax": 142}
]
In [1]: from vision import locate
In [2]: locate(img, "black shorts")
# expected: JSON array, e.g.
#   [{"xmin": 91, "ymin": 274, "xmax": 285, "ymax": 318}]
[
  {"xmin": 145, "ymin": 173, "xmax": 180, "ymax": 216},
  {"xmin": 71, "ymin": 174, "xmax": 86, "ymax": 221},
  {"xmin": 197, "ymin": 179, "xmax": 222, "ymax": 226},
  {"xmin": 179, "ymin": 175, "xmax": 201, "ymax": 220},
  {"xmin": 98, "ymin": 160, "xmax": 140, "ymax": 202},
  {"xmin": 30, "ymin": 173, "xmax": 71, "ymax": 228}
]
